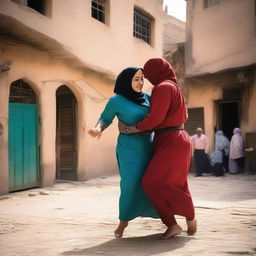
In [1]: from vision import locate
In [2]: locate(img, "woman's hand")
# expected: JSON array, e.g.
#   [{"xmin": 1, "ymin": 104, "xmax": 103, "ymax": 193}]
[
  {"xmin": 88, "ymin": 122, "xmax": 105, "ymax": 139},
  {"xmin": 88, "ymin": 128, "xmax": 102, "ymax": 139}
]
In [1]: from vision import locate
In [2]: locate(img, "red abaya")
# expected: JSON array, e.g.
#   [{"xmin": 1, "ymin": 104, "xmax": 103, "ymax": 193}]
[{"xmin": 136, "ymin": 58, "xmax": 195, "ymax": 227}]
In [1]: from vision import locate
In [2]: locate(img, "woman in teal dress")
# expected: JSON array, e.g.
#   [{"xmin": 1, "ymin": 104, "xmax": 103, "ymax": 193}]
[{"xmin": 88, "ymin": 67, "xmax": 159, "ymax": 238}]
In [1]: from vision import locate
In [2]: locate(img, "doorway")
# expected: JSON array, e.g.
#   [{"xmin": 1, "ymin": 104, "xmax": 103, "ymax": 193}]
[
  {"xmin": 217, "ymin": 101, "xmax": 240, "ymax": 140},
  {"xmin": 56, "ymin": 85, "xmax": 77, "ymax": 180},
  {"xmin": 8, "ymin": 79, "xmax": 40, "ymax": 192}
]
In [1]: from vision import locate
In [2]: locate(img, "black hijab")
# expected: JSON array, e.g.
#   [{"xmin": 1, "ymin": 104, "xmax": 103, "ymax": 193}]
[{"xmin": 114, "ymin": 67, "xmax": 148, "ymax": 106}]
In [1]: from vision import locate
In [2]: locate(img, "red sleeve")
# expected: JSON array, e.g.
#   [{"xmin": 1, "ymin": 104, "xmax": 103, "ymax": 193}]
[{"xmin": 136, "ymin": 84, "xmax": 171, "ymax": 130}]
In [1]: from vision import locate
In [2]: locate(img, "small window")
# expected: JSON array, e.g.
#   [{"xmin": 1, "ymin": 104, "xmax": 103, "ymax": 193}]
[
  {"xmin": 133, "ymin": 9, "xmax": 152, "ymax": 44},
  {"xmin": 27, "ymin": 0, "xmax": 44, "ymax": 14},
  {"xmin": 91, "ymin": 0, "xmax": 105, "ymax": 23},
  {"xmin": 11, "ymin": 0, "xmax": 52, "ymax": 16},
  {"xmin": 203, "ymin": 0, "xmax": 219, "ymax": 8}
]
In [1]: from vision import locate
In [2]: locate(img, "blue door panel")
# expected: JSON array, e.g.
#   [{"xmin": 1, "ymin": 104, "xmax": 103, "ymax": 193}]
[{"xmin": 8, "ymin": 103, "xmax": 39, "ymax": 191}]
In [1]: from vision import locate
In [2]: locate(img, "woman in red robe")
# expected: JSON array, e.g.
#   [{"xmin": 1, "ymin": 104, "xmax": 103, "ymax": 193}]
[{"xmin": 119, "ymin": 57, "xmax": 197, "ymax": 239}]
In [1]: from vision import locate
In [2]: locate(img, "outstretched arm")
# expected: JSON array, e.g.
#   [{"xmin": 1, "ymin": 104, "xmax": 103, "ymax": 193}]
[{"xmin": 88, "ymin": 98, "xmax": 116, "ymax": 139}]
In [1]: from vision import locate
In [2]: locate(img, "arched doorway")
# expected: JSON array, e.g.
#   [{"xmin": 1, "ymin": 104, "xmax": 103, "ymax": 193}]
[
  {"xmin": 216, "ymin": 87, "xmax": 242, "ymax": 140},
  {"xmin": 8, "ymin": 79, "xmax": 40, "ymax": 191},
  {"xmin": 217, "ymin": 101, "xmax": 240, "ymax": 140},
  {"xmin": 56, "ymin": 85, "xmax": 77, "ymax": 180}
]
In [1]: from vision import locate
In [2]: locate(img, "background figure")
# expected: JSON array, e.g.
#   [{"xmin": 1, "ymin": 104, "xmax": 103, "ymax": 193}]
[
  {"xmin": 229, "ymin": 128, "xmax": 245, "ymax": 174},
  {"xmin": 210, "ymin": 130, "xmax": 229, "ymax": 176},
  {"xmin": 191, "ymin": 128, "xmax": 211, "ymax": 176}
]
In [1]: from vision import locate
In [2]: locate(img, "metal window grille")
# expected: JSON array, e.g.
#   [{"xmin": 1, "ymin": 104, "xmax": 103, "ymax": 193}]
[
  {"xmin": 133, "ymin": 9, "xmax": 151, "ymax": 44},
  {"xmin": 91, "ymin": 0, "xmax": 105, "ymax": 23}
]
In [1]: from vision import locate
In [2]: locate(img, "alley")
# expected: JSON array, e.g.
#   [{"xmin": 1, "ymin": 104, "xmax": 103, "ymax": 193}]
[{"xmin": 0, "ymin": 174, "xmax": 256, "ymax": 256}]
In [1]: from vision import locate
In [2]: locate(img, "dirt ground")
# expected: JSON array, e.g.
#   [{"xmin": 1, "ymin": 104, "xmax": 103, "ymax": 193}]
[{"xmin": 0, "ymin": 173, "xmax": 256, "ymax": 256}]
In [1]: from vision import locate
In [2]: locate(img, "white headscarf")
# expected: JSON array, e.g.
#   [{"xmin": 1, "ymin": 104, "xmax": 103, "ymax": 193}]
[
  {"xmin": 233, "ymin": 128, "xmax": 242, "ymax": 135},
  {"xmin": 215, "ymin": 130, "xmax": 230, "ymax": 155},
  {"xmin": 229, "ymin": 128, "xmax": 244, "ymax": 159}
]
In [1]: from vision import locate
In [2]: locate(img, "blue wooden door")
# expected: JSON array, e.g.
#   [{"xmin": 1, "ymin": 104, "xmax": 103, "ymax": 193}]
[{"xmin": 8, "ymin": 103, "xmax": 39, "ymax": 191}]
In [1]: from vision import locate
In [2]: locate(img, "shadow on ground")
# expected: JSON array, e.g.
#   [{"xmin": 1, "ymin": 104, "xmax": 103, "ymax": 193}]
[{"xmin": 62, "ymin": 233, "xmax": 193, "ymax": 256}]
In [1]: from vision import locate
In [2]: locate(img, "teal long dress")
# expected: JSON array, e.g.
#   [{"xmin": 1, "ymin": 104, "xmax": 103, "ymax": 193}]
[{"xmin": 98, "ymin": 94, "xmax": 159, "ymax": 221}]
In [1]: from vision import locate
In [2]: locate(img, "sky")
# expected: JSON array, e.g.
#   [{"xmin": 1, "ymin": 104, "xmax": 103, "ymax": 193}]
[{"xmin": 163, "ymin": 0, "xmax": 186, "ymax": 22}]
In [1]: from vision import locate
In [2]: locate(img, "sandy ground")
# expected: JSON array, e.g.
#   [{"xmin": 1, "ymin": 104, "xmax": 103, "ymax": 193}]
[{"xmin": 0, "ymin": 173, "xmax": 256, "ymax": 256}]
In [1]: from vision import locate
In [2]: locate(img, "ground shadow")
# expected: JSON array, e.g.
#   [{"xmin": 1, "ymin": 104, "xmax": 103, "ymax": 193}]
[{"xmin": 62, "ymin": 233, "xmax": 194, "ymax": 256}]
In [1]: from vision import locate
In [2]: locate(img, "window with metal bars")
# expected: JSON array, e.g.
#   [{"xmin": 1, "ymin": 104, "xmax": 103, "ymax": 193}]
[
  {"xmin": 133, "ymin": 9, "xmax": 152, "ymax": 44},
  {"xmin": 91, "ymin": 0, "xmax": 105, "ymax": 23}
]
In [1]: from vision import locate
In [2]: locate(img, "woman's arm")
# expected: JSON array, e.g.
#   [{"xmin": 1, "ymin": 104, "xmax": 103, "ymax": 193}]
[{"xmin": 88, "ymin": 97, "xmax": 116, "ymax": 139}]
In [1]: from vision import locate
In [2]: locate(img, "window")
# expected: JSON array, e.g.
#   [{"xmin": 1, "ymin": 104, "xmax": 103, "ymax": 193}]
[
  {"xmin": 91, "ymin": 0, "xmax": 105, "ymax": 23},
  {"xmin": 203, "ymin": 0, "xmax": 219, "ymax": 8},
  {"xmin": 133, "ymin": 9, "xmax": 152, "ymax": 44},
  {"xmin": 27, "ymin": 0, "xmax": 44, "ymax": 14},
  {"xmin": 11, "ymin": 0, "xmax": 52, "ymax": 16}
]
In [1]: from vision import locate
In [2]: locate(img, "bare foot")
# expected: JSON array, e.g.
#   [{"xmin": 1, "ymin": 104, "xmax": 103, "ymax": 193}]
[
  {"xmin": 160, "ymin": 224, "xmax": 182, "ymax": 240},
  {"xmin": 114, "ymin": 221, "xmax": 128, "ymax": 238},
  {"xmin": 186, "ymin": 219, "xmax": 197, "ymax": 236}
]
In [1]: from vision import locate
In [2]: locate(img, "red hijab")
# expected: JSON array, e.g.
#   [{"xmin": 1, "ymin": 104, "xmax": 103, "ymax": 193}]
[{"xmin": 143, "ymin": 57, "xmax": 178, "ymax": 86}]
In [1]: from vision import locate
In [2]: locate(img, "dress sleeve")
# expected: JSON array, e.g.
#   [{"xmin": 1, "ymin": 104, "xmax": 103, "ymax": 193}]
[
  {"xmin": 97, "ymin": 98, "xmax": 116, "ymax": 129},
  {"xmin": 136, "ymin": 84, "xmax": 171, "ymax": 130}
]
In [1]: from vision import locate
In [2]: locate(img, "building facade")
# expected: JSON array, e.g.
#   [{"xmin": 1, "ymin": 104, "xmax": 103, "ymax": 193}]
[
  {"xmin": 184, "ymin": 0, "xmax": 256, "ymax": 170},
  {"xmin": 0, "ymin": 0, "xmax": 165, "ymax": 194},
  {"xmin": 163, "ymin": 14, "xmax": 185, "ymax": 55},
  {"xmin": 163, "ymin": 14, "xmax": 185, "ymax": 84}
]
